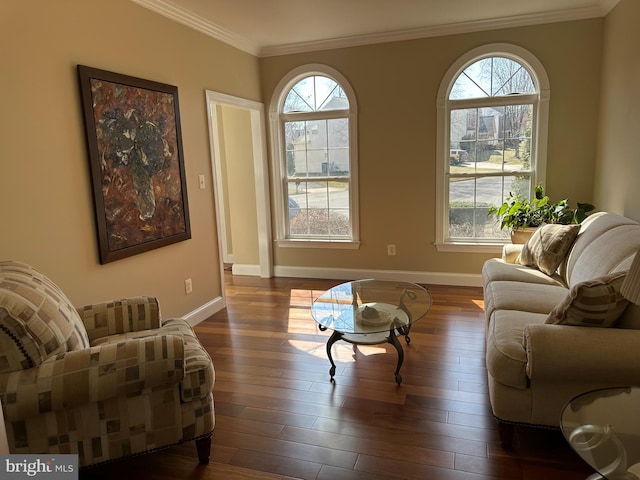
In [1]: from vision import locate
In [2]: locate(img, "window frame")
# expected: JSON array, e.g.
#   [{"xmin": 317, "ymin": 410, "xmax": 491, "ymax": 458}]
[
  {"xmin": 435, "ymin": 44, "xmax": 550, "ymax": 253},
  {"xmin": 269, "ymin": 64, "xmax": 360, "ymax": 249}
]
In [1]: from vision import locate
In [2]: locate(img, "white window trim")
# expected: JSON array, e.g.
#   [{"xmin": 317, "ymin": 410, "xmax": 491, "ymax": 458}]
[
  {"xmin": 269, "ymin": 64, "xmax": 360, "ymax": 249},
  {"xmin": 435, "ymin": 43, "xmax": 550, "ymax": 252}
]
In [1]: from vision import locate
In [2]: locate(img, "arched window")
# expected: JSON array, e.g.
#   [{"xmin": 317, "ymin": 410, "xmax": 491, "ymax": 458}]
[
  {"xmin": 270, "ymin": 65, "xmax": 359, "ymax": 248},
  {"xmin": 435, "ymin": 44, "xmax": 550, "ymax": 251}
]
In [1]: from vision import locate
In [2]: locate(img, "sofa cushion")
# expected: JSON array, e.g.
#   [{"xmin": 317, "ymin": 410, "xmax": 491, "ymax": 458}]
[
  {"xmin": 0, "ymin": 261, "xmax": 90, "ymax": 373},
  {"xmin": 482, "ymin": 258, "xmax": 566, "ymax": 290},
  {"xmin": 564, "ymin": 212, "xmax": 640, "ymax": 287},
  {"xmin": 617, "ymin": 303, "xmax": 640, "ymax": 329},
  {"xmin": 546, "ymin": 272, "xmax": 629, "ymax": 327},
  {"xmin": 517, "ymin": 224, "xmax": 581, "ymax": 276},
  {"xmin": 483, "ymin": 280, "xmax": 569, "ymax": 323}
]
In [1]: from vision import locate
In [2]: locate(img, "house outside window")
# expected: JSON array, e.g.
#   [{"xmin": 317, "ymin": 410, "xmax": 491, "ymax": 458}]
[
  {"xmin": 435, "ymin": 44, "xmax": 550, "ymax": 252},
  {"xmin": 270, "ymin": 65, "xmax": 359, "ymax": 249}
]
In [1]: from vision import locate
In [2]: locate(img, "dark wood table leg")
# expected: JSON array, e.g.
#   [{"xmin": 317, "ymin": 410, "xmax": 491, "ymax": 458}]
[
  {"xmin": 326, "ymin": 329, "xmax": 343, "ymax": 381},
  {"xmin": 387, "ymin": 330, "xmax": 405, "ymax": 385}
]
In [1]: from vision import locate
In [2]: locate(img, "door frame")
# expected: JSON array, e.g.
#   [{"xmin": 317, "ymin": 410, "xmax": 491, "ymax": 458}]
[{"xmin": 205, "ymin": 91, "xmax": 273, "ymax": 284}]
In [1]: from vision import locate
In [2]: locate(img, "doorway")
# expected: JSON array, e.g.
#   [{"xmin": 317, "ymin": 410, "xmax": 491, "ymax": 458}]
[{"xmin": 205, "ymin": 91, "xmax": 273, "ymax": 288}]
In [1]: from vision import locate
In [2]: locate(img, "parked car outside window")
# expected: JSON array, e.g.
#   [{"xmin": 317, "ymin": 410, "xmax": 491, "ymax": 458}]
[
  {"xmin": 449, "ymin": 149, "xmax": 469, "ymax": 165},
  {"xmin": 288, "ymin": 197, "xmax": 300, "ymax": 219}
]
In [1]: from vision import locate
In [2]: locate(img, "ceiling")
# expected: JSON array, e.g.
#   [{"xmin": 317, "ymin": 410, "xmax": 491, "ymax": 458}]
[{"xmin": 132, "ymin": 0, "xmax": 618, "ymax": 57}]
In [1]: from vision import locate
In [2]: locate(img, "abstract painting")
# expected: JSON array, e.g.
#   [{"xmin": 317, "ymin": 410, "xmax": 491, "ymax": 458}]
[{"xmin": 78, "ymin": 66, "xmax": 191, "ymax": 263}]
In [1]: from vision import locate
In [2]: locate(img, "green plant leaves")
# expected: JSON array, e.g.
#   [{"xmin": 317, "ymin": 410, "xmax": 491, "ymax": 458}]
[{"xmin": 488, "ymin": 184, "xmax": 595, "ymax": 230}]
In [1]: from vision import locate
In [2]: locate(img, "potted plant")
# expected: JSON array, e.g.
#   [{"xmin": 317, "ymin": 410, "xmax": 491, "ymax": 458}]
[{"xmin": 488, "ymin": 184, "xmax": 595, "ymax": 243}]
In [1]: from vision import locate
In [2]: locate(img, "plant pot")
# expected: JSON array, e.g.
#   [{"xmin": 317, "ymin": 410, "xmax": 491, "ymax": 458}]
[{"xmin": 511, "ymin": 227, "xmax": 537, "ymax": 244}]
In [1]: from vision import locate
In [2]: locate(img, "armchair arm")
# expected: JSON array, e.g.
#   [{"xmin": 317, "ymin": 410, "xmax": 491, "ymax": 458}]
[
  {"xmin": 502, "ymin": 244, "xmax": 524, "ymax": 264},
  {"xmin": 524, "ymin": 324, "xmax": 640, "ymax": 383},
  {"xmin": 77, "ymin": 296, "xmax": 161, "ymax": 342},
  {"xmin": 0, "ymin": 334, "xmax": 184, "ymax": 421}
]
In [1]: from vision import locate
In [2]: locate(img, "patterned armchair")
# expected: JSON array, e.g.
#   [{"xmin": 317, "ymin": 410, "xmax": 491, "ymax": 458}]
[{"xmin": 0, "ymin": 260, "xmax": 215, "ymax": 468}]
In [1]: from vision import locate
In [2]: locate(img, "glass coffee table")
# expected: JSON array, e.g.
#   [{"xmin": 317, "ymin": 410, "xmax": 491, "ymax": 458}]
[
  {"xmin": 311, "ymin": 279, "xmax": 432, "ymax": 385},
  {"xmin": 561, "ymin": 387, "xmax": 640, "ymax": 480}
]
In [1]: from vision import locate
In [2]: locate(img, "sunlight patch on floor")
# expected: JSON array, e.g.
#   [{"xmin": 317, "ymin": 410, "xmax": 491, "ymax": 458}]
[
  {"xmin": 472, "ymin": 299, "xmax": 484, "ymax": 309},
  {"xmin": 287, "ymin": 339, "xmax": 387, "ymax": 362}
]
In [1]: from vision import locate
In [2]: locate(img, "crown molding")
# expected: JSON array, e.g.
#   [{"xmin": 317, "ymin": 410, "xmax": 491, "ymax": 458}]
[
  {"xmin": 132, "ymin": 0, "xmax": 613, "ymax": 58},
  {"xmin": 131, "ymin": 0, "xmax": 261, "ymax": 56},
  {"xmin": 601, "ymin": 0, "xmax": 621, "ymax": 15},
  {"xmin": 261, "ymin": 6, "xmax": 606, "ymax": 57}
]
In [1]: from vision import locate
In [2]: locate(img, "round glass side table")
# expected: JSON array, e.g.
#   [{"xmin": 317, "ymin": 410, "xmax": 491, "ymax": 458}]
[{"xmin": 561, "ymin": 387, "xmax": 640, "ymax": 480}]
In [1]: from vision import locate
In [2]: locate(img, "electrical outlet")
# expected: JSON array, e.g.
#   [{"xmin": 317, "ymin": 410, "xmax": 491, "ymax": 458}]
[
  {"xmin": 185, "ymin": 278, "xmax": 193, "ymax": 294},
  {"xmin": 387, "ymin": 244, "xmax": 396, "ymax": 256}
]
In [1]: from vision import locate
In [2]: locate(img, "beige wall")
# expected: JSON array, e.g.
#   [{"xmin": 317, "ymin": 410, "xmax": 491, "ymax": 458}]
[
  {"xmin": 215, "ymin": 105, "xmax": 234, "ymax": 260},
  {"xmin": 261, "ymin": 19, "xmax": 603, "ymax": 275},
  {"xmin": 0, "ymin": 0, "xmax": 261, "ymax": 317},
  {"xmin": 594, "ymin": 0, "xmax": 640, "ymax": 220},
  {"xmin": 219, "ymin": 105, "xmax": 260, "ymax": 266}
]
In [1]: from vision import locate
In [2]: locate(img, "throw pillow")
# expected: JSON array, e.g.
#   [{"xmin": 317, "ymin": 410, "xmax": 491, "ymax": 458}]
[
  {"xmin": 517, "ymin": 224, "xmax": 581, "ymax": 275},
  {"xmin": 545, "ymin": 271, "xmax": 629, "ymax": 327}
]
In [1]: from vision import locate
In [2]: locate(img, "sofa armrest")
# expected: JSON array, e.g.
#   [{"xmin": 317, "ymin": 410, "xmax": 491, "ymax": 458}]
[
  {"xmin": 502, "ymin": 244, "xmax": 524, "ymax": 264},
  {"xmin": 0, "ymin": 334, "xmax": 184, "ymax": 421},
  {"xmin": 524, "ymin": 324, "xmax": 640, "ymax": 382},
  {"xmin": 77, "ymin": 296, "xmax": 161, "ymax": 342}
]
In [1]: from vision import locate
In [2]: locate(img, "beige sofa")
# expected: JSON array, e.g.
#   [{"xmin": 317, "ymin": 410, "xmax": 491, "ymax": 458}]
[{"xmin": 482, "ymin": 212, "xmax": 640, "ymax": 447}]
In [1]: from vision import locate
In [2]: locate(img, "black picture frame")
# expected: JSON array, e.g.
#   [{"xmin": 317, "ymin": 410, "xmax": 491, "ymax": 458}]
[{"xmin": 78, "ymin": 65, "xmax": 191, "ymax": 264}]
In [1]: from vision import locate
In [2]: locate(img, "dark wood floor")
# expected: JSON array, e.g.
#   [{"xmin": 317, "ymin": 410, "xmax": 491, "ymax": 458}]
[{"xmin": 83, "ymin": 274, "xmax": 595, "ymax": 479}]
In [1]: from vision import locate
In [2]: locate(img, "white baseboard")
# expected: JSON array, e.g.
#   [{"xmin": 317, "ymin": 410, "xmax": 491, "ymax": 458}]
[
  {"xmin": 183, "ymin": 295, "xmax": 225, "ymax": 326},
  {"xmin": 272, "ymin": 265, "xmax": 483, "ymax": 287},
  {"xmin": 231, "ymin": 263, "xmax": 262, "ymax": 276}
]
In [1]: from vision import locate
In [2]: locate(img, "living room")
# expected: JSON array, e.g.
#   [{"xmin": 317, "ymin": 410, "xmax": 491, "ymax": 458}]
[{"xmin": 1, "ymin": 0, "xmax": 640, "ymax": 478}]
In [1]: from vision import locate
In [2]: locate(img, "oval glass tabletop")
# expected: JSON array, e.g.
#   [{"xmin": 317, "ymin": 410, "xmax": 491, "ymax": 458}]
[
  {"xmin": 561, "ymin": 387, "xmax": 640, "ymax": 480},
  {"xmin": 311, "ymin": 279, "xmax": 432, "ymax": 335}
]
